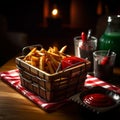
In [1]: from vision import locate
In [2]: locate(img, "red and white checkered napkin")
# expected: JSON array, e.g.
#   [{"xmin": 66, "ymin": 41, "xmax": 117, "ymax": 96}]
[
  {"xmin": 1, "ymin": 69, "xmax": 120, "ymax": 111},
  {"xmin": 85, "ymin": 74, "xmax": 120, "ymax": 94},
  {"xmin": 70, "ymin": 74, "xmax": 120, "ymax": 104},
  {"xmin": 0, "ymin": 69, "xmax": 69, "ymax": 112}
]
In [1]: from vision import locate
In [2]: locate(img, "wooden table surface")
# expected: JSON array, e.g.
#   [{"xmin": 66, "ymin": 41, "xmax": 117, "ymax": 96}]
[{"xmin": 0, "ymin": 56, "xmax": 120, "ymax": 120}]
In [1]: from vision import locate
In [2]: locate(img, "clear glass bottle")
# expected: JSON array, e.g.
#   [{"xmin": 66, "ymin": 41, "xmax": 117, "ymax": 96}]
[{"xmin": 98, "ymin": 15, "xmax": 120, "ymax": 67}]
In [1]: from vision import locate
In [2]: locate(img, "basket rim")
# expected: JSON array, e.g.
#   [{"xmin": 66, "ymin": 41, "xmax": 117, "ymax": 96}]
[{"xmin": 16, "ymin": 56, "xmax": 91, "ymax": 77}]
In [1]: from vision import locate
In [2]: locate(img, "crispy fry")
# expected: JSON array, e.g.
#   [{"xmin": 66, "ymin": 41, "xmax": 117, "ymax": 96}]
[
  {"xmin": 53, "ymin": 46, "xmax": 59, "ymax": 53},
  {"xmin": 39, "ymin": 55, "xmax": 46, "ymax": 71},
  {"xmin": 31, "ymin": 56, "xmax": 39, "ymax": 67},
  {"xmin": 47, "ymin": 60, "xmax": 55, "ymax": 74},
  {"xmin": 59, "ymin": 45, "xmax": 67, "ymax": 53},
  {"xmin": 35, "ymin": 50, "xmax": 45, "ymax": 56},
  {"xmin": 23, "ymin": 45, "xmax": 67, "ymax": 74},
  {"xmin": 47, "ymin": 52, "xmax": 62, "ymax": 61},
  {"xmin": 40, "ymin": 48, "xmax": 46, "ymax": 53},
  {"xmin": 47, "ymin": 47, "xmax": 53, "ymax": 53},
  {"xmin": 31, "ymin": 56, "xmax": 39, "ymax": 62},
  {"xmin": 24, "ymin": 60, "xmax": 31, "ymax": 64},
  {"xmin": 49, "ymin": 54, "xmax": 59, "ymax": 67},
  {"xmin": 23, "ymin": 47, "xmax": 37, "ymax": 60}
]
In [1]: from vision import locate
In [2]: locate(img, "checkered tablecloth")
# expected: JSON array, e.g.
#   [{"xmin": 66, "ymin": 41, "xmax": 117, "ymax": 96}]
[
  {"xmin": 0, "ymin": 69, "xmax": 69, "ymax": 111},
  {"xmin": 85, "ymin": 74, "xmax": 120, "ymax": 93},
  {"xmin": 0, "ymin": 69, "xmax": 120, "ymax": 111}
]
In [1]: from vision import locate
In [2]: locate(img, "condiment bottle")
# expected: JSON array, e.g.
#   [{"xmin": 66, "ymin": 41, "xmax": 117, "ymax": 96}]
[{"xmin": 98, "ymin": 15, "xmax": 120, "ymax": 67}]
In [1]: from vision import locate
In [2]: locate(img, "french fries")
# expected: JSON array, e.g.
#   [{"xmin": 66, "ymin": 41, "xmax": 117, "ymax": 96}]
[{"xmin": 23, "ymin": 45, "xmax": 67, "ymax": 74}]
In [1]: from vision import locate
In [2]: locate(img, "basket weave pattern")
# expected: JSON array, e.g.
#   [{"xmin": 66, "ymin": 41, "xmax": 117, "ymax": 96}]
[{"xmin": 16, "ymin": 56, "xmax": 90, "ymax": 102}]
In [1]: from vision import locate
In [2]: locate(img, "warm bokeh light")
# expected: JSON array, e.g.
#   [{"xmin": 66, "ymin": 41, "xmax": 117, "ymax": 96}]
[{"xmin": 52, "ymin": 8, "xmax": 58, "ymax": 17}]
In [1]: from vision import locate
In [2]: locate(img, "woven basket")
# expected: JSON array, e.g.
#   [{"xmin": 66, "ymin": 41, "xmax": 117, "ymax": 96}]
[{"xmin": 16, "ymin": 45, "xmax": 91, "ymax": 102}]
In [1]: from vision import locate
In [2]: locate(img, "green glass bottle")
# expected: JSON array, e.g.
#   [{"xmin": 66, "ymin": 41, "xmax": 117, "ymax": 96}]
[{"xmin": 98, "ymin": 15, "xmax": 120, "ymax": 67}]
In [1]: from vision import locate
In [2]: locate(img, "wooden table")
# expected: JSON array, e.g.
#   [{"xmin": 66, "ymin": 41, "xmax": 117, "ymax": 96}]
[{"xmin": 0, "ymin": 56, "xmax": 120, "ymax": 120}]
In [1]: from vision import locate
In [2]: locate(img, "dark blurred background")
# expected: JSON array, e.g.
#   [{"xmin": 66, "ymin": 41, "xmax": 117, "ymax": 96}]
[{"xmin": 0, "ymin": 0, "xmax": 119, "ymax": 66}]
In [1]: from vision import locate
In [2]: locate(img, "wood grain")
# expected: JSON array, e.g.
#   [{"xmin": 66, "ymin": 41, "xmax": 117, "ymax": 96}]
[
  {"xmin": 0, "ymin": 56, "xmax": 120, "ymax": 120},
  {"xmin": 0, "ymin": 57, "xmax": 81, "ymax": 120}
]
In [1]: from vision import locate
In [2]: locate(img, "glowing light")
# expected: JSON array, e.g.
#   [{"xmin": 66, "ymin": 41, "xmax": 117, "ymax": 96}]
[{"xmin": 52, "ymin": 8, "xmax": 58, "ymax": 17}]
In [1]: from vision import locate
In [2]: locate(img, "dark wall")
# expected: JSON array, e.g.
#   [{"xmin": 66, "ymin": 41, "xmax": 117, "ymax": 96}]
[
  {"xmin": 0, "ymin": 1, "xmax": 43, "ymax": 32},
  {"xmin": 0, "ymin": 0, "xmax": 119, "ymax": 66},
  {"xmin": 0, "ymin": 0, "xmax": 119, "ymax": 33}
]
